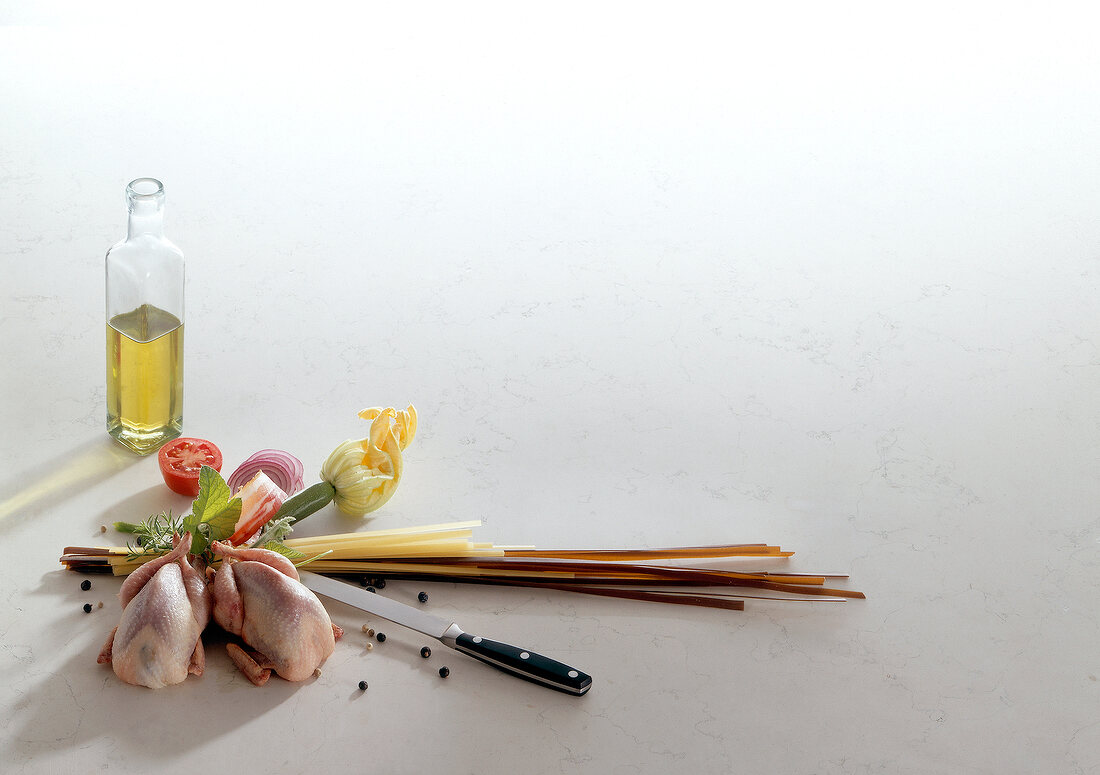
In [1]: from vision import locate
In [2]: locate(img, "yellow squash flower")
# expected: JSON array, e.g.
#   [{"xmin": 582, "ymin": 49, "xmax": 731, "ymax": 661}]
[{"xmin": 319, "ymin": 405, "xmax": 417, "ymax": 516}]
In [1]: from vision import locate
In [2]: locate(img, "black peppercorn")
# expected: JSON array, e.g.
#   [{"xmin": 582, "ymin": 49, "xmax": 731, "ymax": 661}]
[
  {"xmin": 359, "ymin": 577, "xmax": 370, "ymax": 587},
  {"xmin": 82, "ymin": 603, "xmax": 92, "ymax": 613},
  {"xmin": 358, "ymin": 680, "xmax": 368, "ymax": 691},
  {"xmin": 376, "ymin": 632, "xmax": 386, "ymax": 642},
  {"xmin": 366, "ymin": 586, "xmax": 376, "ymax": 593},
  {"xmin": 438, "ymin": 666, "xmax": 450, "ymax": 678},
  {"xmin": 420, "ymin": 646, "xmax": 431, "ymax": 658},
  {"xmin": 374, "ymin": 578, "xmax": 386, "ymax": 589},
  {"xmin": 418, "ymin": 591, "xmax": 428, "ymax": 603},
  {"xmin": 80, "ymin": 580, "xmax": 91, "ymax": 591}
]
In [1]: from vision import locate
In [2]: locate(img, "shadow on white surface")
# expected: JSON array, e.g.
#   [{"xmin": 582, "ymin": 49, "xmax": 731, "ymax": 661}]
[
  {"xmin": 95, "ymin": 484, "xmax": 191, "ymax": 532},
  {"xmin": 4, "ymin": 570, "xmax": 310, "ymax": 762},
  {"xmin": 0, "ymin": 437, "xmax": 140, "ymax": 534}
]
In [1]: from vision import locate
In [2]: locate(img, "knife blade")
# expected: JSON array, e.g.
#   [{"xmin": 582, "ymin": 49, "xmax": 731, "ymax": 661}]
[{"xmin": 299, "ymin": 571, "xmax": 592, "ymax": 696}]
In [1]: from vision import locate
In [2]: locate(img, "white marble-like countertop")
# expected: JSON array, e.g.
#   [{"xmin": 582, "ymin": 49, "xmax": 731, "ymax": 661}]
[{"xmin": 1, "ymin": 12, "xmax": 1097, "ymax": 774}]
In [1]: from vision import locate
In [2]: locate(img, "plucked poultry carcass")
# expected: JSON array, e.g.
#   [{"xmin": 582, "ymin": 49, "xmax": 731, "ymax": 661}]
[
  {"xmin": 210, "ymin": 541, "xmax": 342, "ymax": 685},
  {"xmin": 97, "ymin": 532, "xmax": 211, "ymax": 688}
]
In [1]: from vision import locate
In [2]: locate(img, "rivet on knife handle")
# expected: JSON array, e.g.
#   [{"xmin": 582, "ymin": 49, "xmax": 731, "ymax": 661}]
[{"xmin": 452, "ymin": 632, "xmax": 593, "ymax": 696}]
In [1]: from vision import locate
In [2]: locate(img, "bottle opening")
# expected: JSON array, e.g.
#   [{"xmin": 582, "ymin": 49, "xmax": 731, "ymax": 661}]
[{"xmin": 127, "ymin": 177, "xmax": 164, "ymax": 199}]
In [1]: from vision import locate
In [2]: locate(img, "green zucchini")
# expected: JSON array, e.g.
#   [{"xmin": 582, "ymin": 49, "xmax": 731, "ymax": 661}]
[{"xmin": 274, "ymin": 481, "xmax": 336, "ymax": 526}]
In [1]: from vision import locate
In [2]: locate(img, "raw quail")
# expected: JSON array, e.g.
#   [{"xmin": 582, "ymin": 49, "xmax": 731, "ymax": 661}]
[
  {"xmin": 97, "ymin": 532, "xmax": 211, "ymax": 688},
  {"xmin": 210, "ymin": 542, "xmax": 341, "ymax": 684}
]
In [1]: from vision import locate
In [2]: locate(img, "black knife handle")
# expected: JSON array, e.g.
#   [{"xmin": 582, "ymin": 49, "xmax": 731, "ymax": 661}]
[{"xmin": 453, "ymin": 632, "xmax": 592, "ymax": 696}]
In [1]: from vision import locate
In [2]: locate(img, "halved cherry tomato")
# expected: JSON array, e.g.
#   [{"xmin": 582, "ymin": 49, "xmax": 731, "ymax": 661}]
[{"xmin": 158, "ymin": 437, "xmax": 223, "ymax": 496}]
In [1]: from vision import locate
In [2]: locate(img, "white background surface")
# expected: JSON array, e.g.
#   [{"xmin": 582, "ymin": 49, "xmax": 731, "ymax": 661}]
[{"xmin": 1, "ymin": 5, "xmax": 1098, "ymax": 773}]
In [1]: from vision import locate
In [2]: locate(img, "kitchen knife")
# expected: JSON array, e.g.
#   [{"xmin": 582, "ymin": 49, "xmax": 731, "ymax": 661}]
[{"xmin": 300, "ymin": 571, "xmax": 592, "ymax": 696}]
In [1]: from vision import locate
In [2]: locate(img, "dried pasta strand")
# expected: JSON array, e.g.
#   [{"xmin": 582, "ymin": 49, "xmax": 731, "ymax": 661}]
[{"xmin": 60, "ymin": 520, "xmax": 864, "ymax": 602}]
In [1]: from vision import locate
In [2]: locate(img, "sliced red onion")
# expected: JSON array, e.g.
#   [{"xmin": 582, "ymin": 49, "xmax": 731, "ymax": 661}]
[{"xmin": 227, "ymin": 449, "xmax": 305, "ymax": 496}]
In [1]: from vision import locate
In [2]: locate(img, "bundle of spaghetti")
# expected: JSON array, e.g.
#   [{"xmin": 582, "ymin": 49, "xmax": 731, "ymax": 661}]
[{"xmin": 60, "ymin": 520, "xmax": 864, "ymax": 611}]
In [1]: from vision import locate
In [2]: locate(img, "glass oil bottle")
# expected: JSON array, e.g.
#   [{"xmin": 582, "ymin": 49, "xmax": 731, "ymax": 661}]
[{"xmin": 105, "ymin": 178, "xmax": 184, "ymax": 455}]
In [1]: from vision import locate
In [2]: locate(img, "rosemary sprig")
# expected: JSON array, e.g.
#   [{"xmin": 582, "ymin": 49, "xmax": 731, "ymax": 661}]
[{"xmin": 121, "ymin": 511, "xmax": 185, "ymax": 561}]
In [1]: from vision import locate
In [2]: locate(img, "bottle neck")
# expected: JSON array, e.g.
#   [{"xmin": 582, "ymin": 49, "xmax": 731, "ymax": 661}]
[
  {"xmin": 127, "ymin": 200, "xmax": 165, "ymax": 238},
  {"xmin": 125, "ymin": 177, "xmax": 166, "ymax": 238}
]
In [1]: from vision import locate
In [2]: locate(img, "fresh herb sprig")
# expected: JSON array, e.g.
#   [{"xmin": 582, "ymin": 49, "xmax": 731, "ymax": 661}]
[
  {"xmin": 118, "ymin": 511, "xmax": 186, "ymax": 561},
  {"xmin": 115, "ymin": 466, "xmax": 241, "ymax": 562},
  {"xmin": 115, "ymin": 465, "xmax": 320, "ymax": 564},
  {"xmin": 249, "ymin": 516, "xmax": 336, "ymax": 566},
  {"xmin": 249, "ymin": 515, "xmax": 301, "ymax": 556},
  {"xmin": 182, "ymin": 465, "xmax": 242, "ymax": 556}
]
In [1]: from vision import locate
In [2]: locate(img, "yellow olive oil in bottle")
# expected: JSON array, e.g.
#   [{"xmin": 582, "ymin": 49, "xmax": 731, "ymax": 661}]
[{"xmin": 105, "ymin": 178, "xmax": 185, "ymax": 455}]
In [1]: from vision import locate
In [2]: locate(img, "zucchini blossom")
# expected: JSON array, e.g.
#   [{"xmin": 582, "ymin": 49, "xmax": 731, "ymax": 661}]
[{"xmin": 320, "ymin": 405, "xmax": 417, "ymax": 516}]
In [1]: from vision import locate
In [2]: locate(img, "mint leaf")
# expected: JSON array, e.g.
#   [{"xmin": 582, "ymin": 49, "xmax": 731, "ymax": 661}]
[
  {"xmin": 192, "ymin": 465, "xmax": 232, "ymax": 523},
  {"xmin": 181, "ymin": 510, "xmax": 200, "ymax": 535},
  {"xmin": 183, "ymin": 466, "xmax": 241, "ymax": 553},
  {"xmin": 205, "ymin": 498, "xmax": 241, "ymax": 541},
  {"xmin": 180, "ymin": 513, "xmax": 202, "ymax": 554},
  {"xmin": 190, "ymin": 523, "xmax": 211, "ymax": 556}
]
